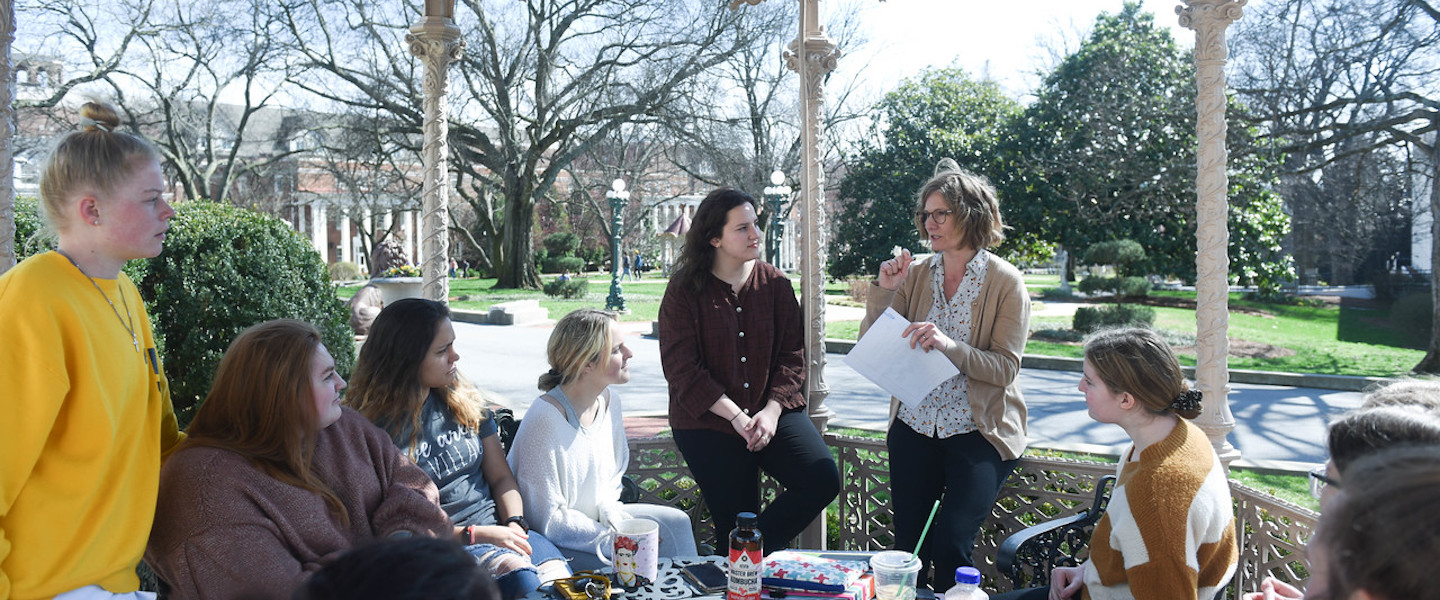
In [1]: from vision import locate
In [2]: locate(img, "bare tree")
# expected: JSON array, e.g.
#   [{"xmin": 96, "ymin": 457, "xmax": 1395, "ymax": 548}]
[
  {"xmin": 106, "ymin": 0, "xmax": 305, "ymax": 204},
  {"xmin": 1230, "ymin": 0, "xmax": 1440, "ymax": 371},
  {"xmin": 660, "ymin": 0, "xmax": 871, "ymax": 211},
  {"xmin": 281, "ymin": 0, "xmax": 771, "ymax": 289}
]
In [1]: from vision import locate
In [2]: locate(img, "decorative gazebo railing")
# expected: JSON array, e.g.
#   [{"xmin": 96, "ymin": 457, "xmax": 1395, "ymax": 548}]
[{"xmin": 627, "ymin": 433, "xmax": 1315, "ymax": 596}]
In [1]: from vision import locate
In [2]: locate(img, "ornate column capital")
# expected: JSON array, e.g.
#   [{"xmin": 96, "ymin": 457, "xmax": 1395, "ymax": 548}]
[
  {"xmin": 784, "ymin": 34, "xmax": 838, "ymax": 111},
  {"xmin": 1178, "ymin": 0, "xmax": 1247, "ymax": 62},
  {"xmin": 406, "ymin": 17, "xmax": 465, "ymax": 62},
  {"xmin": 783, "ymin": 34, "xmax": 839, "ymax": 78}
]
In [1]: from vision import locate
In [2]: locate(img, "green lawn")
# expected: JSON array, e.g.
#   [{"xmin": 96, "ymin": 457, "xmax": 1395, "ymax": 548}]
[
  {"xmin": 1022, "ymin": 301, "xmax": 1423, "ymax": 377},
  {"xmin": 842, "ymin": 289, "xmax": 1426, "ymax": 377},
  {"xmin": 340, "ymin": 273, "xmax": 671, "ymax": 322},
  {"xmin": 340, "ymin": 274, "xmax": 1427, "ymax": 377}
]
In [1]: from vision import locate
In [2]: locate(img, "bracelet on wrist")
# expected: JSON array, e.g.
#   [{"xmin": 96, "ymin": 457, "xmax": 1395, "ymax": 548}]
[
  {"xmin": 504, "ymin": 515, "xmax": 529, "ymax": 531},
  {"xmin": 728, "ymin": 411, "xmax": 744, "ymax": 422}
]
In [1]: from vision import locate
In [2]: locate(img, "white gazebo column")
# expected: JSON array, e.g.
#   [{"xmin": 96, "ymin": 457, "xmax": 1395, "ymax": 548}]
[
  {"xmin": 311, "ymin": 201, "xmax": 327, "ymax": 262},
  {"xmin": 408, "ymin": 0, "xmax": 463, "ymax": 303},
  {"xmin": 1180, "ymin": 0, "xmax": 1245, "ymax": 464},
  {"xmin": 785, "ymin": 0, "xmax": 839, "ymax": 437},
  {"xmin": 790, "ymin": 0, "xmax": 839, "ymax": 550}
]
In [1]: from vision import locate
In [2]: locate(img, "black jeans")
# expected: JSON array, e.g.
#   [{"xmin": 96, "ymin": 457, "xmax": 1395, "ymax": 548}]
[
  {"xmin": 888, "ymin": 420, "xmax": 1018, "ymax": 591},
  {"xmin": 673, "ymin": 410, "xmax": 840, "ymax": 554}
]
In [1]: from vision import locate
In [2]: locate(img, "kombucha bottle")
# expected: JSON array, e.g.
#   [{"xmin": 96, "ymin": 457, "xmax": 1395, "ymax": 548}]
[{"xmin": 727, "ymin": 512, "xmax": 763, "ymax": 600}]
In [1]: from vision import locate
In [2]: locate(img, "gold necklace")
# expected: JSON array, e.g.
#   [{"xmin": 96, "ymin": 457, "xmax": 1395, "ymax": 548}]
[{"xmin": 55, "ymin": 250, "xmax": 141, "ymax": 353}]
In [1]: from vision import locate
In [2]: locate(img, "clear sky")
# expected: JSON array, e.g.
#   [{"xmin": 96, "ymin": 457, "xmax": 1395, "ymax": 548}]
[{"xmin": 834, "ymin": 0, "xmax": 1201, "ymax": 102}]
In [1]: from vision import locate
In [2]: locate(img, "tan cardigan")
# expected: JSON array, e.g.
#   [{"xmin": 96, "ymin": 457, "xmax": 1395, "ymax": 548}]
[{"xmin": 859, "ymin": 252, "xmax": 1031, "ymax": 460}]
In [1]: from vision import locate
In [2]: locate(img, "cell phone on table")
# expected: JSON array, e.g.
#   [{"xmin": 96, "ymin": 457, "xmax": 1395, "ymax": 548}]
[{"xmin": 682, "ymin": 562, "xmax": 728, "ymax": 594}]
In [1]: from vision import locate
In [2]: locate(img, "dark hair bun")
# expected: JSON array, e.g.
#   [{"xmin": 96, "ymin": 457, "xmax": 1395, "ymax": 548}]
[{"xmin": 1170, "ymin": 388, "xmax": 1203, "ymax": 418}]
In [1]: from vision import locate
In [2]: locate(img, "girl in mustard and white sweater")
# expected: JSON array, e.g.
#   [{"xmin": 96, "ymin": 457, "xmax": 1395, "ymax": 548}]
[{"xmin": 995, "ymin": 328, "xmax": 1237, "ymax": 600}]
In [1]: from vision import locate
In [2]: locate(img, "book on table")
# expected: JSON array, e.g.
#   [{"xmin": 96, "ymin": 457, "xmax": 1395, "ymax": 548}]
[
  {"xmin": 762, "ymin": 575, "xmax": 875, "ymax": 600},
  {"xmin": 761, "ymin": 551, "xmax": 870, "ymax": 594}
]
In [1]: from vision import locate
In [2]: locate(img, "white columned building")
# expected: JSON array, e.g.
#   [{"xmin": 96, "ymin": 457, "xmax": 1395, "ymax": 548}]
[{"xmin": 652, "ymin": 195, "xmax": 798, "ymax": 272}]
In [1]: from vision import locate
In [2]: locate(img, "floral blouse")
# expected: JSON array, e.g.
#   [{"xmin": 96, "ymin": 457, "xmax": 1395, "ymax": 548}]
[{"xmin": 897, "ymin": 249, "xmax": 990, "ymax": 438}]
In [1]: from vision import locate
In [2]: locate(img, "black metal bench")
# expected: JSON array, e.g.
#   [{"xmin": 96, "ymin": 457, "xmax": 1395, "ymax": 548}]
[{"xmin": 995, "ymin": 475, "xmax": 1116, "ymax": 589}]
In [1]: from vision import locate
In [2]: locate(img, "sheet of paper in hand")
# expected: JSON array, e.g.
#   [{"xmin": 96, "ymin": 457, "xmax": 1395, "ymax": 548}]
[{"xmin": 842, "ymin": 307, "xmax": 961, "ymax": 408}]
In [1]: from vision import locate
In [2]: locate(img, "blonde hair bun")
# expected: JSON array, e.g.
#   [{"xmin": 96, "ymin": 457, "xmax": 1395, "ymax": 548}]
[{"xmin": 79, "ymin": 101, "xmax": 121, "ymax": 133}]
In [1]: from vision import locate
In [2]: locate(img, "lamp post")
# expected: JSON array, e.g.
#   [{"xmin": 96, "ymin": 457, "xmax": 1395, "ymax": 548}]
[
  {"xmin": 763, "ymin": 169, "xmax": 791, "ymax": 267},
  {"xmin": 605, "ymin": 179, "xmax": 629, "ymax": 312}
]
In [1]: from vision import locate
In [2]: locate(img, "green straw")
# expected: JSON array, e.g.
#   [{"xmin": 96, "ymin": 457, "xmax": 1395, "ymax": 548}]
[{"xmin": 912, "ymin": 500, "xmax": 941, "ymax": 556}]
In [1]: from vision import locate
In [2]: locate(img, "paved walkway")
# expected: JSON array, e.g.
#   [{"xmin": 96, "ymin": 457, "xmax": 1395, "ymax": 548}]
[{"xmin": 455, "ymin": 306, "xmax": 1361, "ymax": 472}]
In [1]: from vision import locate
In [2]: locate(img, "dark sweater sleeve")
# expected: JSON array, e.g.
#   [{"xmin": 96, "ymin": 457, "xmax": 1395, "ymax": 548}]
[
  {"xmin": 162, "ymin": 522, "xmax": 316, "ymax": 600},
  {"xmin": 658, "ymin": 282, "xmax": 728, "ymax": 419},
  {"xmin": 360, "ymin": 416, "xmax": 453, "ymax": 538}
]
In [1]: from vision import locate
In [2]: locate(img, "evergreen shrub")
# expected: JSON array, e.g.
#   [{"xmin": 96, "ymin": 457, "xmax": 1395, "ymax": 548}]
[
  {"xmin": 543, "ymin": 277, "xmax": 589, "ymax": 299},
  {"xmin": 1390, "ymin": 292, "xmax": 1433, "ymax": 348},
  {"xmin": 543, "ymin": 255, "xmax": 584, "ymax": 275},
  {"xmin": 1072, "ymin": 304, "xmax": 1155, "ymax": 333},
  {"xmin": 135, "ymin": 201, "xmax": 354, "ymax": 427},
  {"xmin": 12, "ymin": 196, "xmax": 51, "ymax": 260},
  {"xmin": 328, "ymin": 261, "xmax": 362, "ymax": 281}
]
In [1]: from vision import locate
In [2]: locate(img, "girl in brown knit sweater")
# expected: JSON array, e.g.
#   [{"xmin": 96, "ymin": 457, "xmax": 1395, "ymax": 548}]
[
  {"xmin": 994, "ymin": 328, "xmax": 1237, "ymax": 600},
  {"xmin": 146, "ymin": 320, "xmax": 455, "ymax": 600}
]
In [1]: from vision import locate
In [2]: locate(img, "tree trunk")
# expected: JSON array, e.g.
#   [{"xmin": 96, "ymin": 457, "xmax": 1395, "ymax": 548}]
[
  {"xmin": 494, "ymin": 189, "xmax": 542, "ymax": 289},
  {"xmin": 0, "ymin": 0, "xmax": 14, "ymax": 275},
  {"xmin": 1413, "ymin": 132, "xmax": 1440, "ymax": 373}
]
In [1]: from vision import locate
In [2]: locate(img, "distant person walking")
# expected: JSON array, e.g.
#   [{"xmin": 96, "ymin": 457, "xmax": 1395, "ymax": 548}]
[{"xmin": 622, "ymin": 254, "xmax": 631, "ymax": 280}]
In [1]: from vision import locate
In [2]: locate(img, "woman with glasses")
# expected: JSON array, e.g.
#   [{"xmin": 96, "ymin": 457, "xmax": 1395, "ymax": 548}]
[
  {"xmin": 858, "ymin": 160, "xmax": 1030, "ymax": 591},
  {"xmin": 1302, "ymin": 446, "xmax": 1440, "ymax": 600}
]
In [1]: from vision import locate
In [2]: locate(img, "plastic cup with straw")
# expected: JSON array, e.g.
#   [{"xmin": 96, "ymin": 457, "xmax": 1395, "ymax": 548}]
[{"xmin": 871, "ymin": 500, "xmax": 939, "ymax": 600}]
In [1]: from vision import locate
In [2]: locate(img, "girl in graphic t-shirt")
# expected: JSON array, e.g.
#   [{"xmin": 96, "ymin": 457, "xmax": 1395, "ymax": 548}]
[{"xmin": 349, "ymin": 299, "xmax": 570, "ymax": 600}]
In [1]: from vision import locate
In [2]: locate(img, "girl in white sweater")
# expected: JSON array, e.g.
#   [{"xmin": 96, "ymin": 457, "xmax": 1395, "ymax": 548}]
[{"xmin": 509, "ymin": 309, "xmax": 698, "ymax": 570}]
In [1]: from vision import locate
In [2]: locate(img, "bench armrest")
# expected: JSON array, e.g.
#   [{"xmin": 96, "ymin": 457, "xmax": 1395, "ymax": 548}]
[{"xmin": 996, "ymin": 475, "xmax": 1116, "ymax": 589}]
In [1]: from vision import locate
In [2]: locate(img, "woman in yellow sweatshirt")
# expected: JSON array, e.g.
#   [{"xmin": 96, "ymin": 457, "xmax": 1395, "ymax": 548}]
[{"xmin": 0, "ymin": 101, "xmax": 184, "ymax": 600}]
